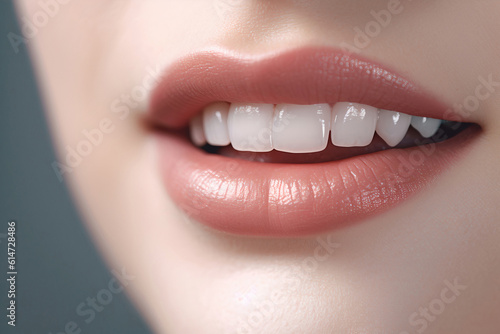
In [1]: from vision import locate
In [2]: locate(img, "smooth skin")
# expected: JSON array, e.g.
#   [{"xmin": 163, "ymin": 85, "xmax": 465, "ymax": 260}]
[{"xmin": 15, "ymin": 1, "xmax": 500, "ymax": 333}]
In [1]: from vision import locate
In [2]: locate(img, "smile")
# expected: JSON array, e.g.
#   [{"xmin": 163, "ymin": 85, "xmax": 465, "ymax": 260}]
[
  {"xmin": 191, "ymin": 101, "xmax": 446, "ymax": 153},
  {"xmin": 148, "ymin": 46, "xmax": 480, "ymax": 236}
]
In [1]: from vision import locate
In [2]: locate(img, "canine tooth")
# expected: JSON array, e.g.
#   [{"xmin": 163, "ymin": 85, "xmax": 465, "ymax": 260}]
[
  {"xmin": 189, "ymin": 113, "xmax": 206, "ymax": 146},
  {"xmin": 228, "ymin": 103, "xmax": 274, "ymax": 152},
  {"xmin": 411, "ymin": 116, "xmax": 441, "ymax": 138},
  {"xmin": 376, "ymin": 110, "xmax": 411, "ymax": 147},
  {"xmin": 331, "ymin": 102, "xmax": 377, "ymax": 147},
  {"xmin": 202, "ymin": 102, "xmax": 230, "ymax": 146},
  {"xmin": 272, "ymin": 104, "xmax": 331, "ymax": 153}
]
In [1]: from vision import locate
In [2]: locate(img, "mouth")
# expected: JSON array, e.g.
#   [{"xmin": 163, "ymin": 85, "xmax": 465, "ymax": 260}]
[{"xmin": 149, "ymin": 46, "xmax": 480, "ymax": 236}]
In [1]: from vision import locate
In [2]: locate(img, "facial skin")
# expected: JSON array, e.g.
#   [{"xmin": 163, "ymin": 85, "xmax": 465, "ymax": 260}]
[{"xmin": 15, "ymin": 0, "xmax": 500, "ymax": 333}]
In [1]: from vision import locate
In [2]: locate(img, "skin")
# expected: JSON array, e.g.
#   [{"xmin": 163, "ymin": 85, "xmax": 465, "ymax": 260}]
[{"xmin": 14, "ymin": 0, "xmax": 500, "ymax": 333}]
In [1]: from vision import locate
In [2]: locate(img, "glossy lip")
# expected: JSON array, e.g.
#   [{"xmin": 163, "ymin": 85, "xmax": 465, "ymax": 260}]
[
  {"xmin": 149, "ymin": 46, "xmax": 450, "ymax": 128},
  {"xmin": 149, "ymin": 46, "xmax": 478, "ymax": 236}
]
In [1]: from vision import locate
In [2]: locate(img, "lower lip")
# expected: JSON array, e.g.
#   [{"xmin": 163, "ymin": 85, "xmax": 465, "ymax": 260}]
[{"xmin": 156, "ymin": 127, "xmax": 478, "ymax": 236}]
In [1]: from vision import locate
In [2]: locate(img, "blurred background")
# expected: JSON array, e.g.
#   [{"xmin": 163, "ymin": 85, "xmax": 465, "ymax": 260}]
[{"xmin": 0, "ymin": 1, "xmax": 152, "ymax": 333}]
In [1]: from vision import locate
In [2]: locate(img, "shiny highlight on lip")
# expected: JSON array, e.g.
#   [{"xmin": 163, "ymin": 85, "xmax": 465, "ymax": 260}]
[
  {"xmin": 157, "ymin": 126, "xmax": 477, "ymax": 236},
  {"xmin": 150, "ymin": 47, "xmax": 477, "ymax": 236},
  {"xmin": 149, "ymin": 47, "xmax": 449, "ymax": 129}
]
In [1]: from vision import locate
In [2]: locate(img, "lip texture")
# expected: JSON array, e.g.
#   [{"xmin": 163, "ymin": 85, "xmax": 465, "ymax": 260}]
[
  {"xmin": 150, "ymin": 47, "xmax": 477, "ymax": 236},
  {"xmin": 149, "ymin": 47, "xmax": 449, "ymax": 128}
]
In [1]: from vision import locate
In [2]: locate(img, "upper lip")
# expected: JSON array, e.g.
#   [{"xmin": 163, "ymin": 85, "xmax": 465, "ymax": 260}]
[
  {"xmin": 149, "ymin": 46, "xmax": 477, "ymax": 236},
  {"xmin": 149, "ymin": 46, "xmax": 449, "ymax": 128}
]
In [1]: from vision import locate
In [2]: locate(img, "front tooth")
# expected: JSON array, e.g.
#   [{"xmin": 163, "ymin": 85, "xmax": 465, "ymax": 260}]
[
  {"xmin": 331, "ymin": 102, "xmax": 378, "ymax": 147},
  {"xmin": 189, "ymin": 113, "xmax": 206, "ymax": 146},
  {"xmin": 411, "ymin": 116, "xmax": 441, "ymax": 138},
  {"xmin": 202, "ymin": 102, "xmax": 231, "ymax": 146},
  {"xmin": 228, "ymin": 103, "xmax": 274, "ymax": 152},
  {"xmin": 376, "ymin": 110, "xmax": 411, "ymax": 147},
  {"xmin": 272, "ymin": 104, "xmax": 331, "ymax": 153}
]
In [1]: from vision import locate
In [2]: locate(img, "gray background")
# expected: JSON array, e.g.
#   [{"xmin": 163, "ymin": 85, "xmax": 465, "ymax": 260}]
[{"xmin": 0, "ymin": 1, "xmax": 152, "ymax": 333}]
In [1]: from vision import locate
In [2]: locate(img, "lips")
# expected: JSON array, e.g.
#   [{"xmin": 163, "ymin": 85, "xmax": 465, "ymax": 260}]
[{"xmin": 149, "ymin": 46, "xmax": 478, "ymax": 236}]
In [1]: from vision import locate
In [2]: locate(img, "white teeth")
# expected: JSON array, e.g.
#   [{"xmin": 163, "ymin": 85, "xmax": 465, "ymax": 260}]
[
  {"xmin": 190, "ymin": 102, "xmax": 447, "ymax": 152},
  {"xmin": 202, "ymin": 102, "xmax": 231, "ymax": 146},
  {"xmin": 228, "ymin": 103, "xmax": 274, "ymax": 152},
  {"xmin": 376, "ymin": 109, "xmax": 412, "ymax": 147},
  {"xmin": 411, "ymin": 116, "xmax": 441, "ymax": 138},
  {"xmin": 272, "ymin": 104, "xmax": 331, "ymax": 153},
  {"xmin": 331, "ymin": 102, "xmax": 378, "ymax": 147},
  {"xmin": 189, "ymin": 113, "xmax": 206, "ymax": 146}
]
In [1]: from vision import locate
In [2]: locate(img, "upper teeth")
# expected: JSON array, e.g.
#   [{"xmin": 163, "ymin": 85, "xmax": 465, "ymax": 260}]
[{"xmin": 189, "ymin": 102, "xmax": 442, "ymax": 153}]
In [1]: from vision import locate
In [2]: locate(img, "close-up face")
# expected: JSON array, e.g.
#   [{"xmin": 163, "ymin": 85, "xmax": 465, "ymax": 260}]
[{"xmin": 14, "ymin": 0, "xmax": 500, "ymax": 333}]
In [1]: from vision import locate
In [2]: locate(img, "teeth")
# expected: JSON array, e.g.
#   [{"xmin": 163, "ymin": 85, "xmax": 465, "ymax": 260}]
[
  {"xmin": 189, "ymin": 113, "xmax": 206, "ymax": 146},
  {"xmin": 202, "ymin": 102, "xmax": 230, "ymax": 146},
  {"xmin": 376, "ymin": 109, "xmax": 412, "ymax": 147},
  {"xmin": 331, "ymin": 102, "xmax": 378, "ymax": 147},
  {"xmin": 228, "ymin": 103, "xmax": 274, "ymax": 152},
  {"xmin": 189, "ymin": 102, "xmax": 448, "ymax": 153},
  {"xmin": 411, "ymin": 116, "xmax": 441, "ymax": 138},
  {"xmin": 272, "ymin": 104, "xmax": 331, "ymax": 153}
]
